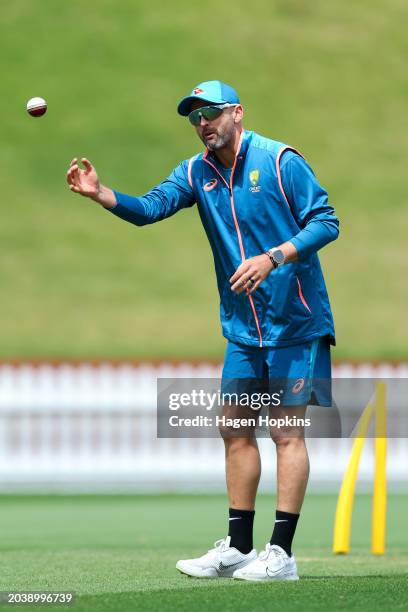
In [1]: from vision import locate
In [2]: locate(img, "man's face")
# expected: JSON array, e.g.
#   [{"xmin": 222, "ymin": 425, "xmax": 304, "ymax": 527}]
[{"xmin": 190, "ymin": 100, "xmax": 243, "ymax": 151}]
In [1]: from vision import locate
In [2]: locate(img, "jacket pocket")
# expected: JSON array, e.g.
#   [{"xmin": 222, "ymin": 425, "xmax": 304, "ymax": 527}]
[
  {"xmin": 295, "ymin": 275, "xmax": 312, "ymax": 314},
  {"xmin": 263, "ymin": 269, "xmax": 312, "ymax": 326}
]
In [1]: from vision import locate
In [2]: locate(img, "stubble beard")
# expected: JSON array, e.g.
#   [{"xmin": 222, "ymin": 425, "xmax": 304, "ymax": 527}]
[{"xmin": 204, "ymin": 127, "xmax": 234, "ymax": 151}]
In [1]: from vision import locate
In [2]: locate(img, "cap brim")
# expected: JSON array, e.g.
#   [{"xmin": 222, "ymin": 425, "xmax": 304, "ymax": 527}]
[{"xmin": 177, "ymin": 94, "xmax": 226, "ymax": 116}]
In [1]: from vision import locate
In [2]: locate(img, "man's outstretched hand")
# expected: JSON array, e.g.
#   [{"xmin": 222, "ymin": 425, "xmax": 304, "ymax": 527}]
[
  {"xmin": 66, "ymin": 158, "xmax": 117, "ymax": 208},
  {"xmin": 66, "ymin": 158, "xmax": 100, "ymax": 197}
]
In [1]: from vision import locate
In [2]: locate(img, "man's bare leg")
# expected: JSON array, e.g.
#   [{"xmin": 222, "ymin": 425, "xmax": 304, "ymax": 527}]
[
  {"xmin": 268, "ymin": 405, "xmax": 309, "ymax": 555},
  {"xmin": 219, "ymin": 404, "xmax": 261, "ymax": 554},
  {"xmin": 224, "ymin": 436, "xmax": 261, "ymax": 509},
  {"xmin": 272, "ymin": 406, "xmax": 309, "ymax": 513}
]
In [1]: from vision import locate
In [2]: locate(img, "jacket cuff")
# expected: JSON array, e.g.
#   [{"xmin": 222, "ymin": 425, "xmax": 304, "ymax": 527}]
[{"xmin": 289, "ymin": 236, "xmax": 306, "ymax": 259}]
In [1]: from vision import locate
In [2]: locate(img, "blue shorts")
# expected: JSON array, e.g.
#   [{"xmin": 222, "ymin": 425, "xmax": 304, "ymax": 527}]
[{"xmin": 221, "ymin": 337, "xmax": 332, "ymax": 407}]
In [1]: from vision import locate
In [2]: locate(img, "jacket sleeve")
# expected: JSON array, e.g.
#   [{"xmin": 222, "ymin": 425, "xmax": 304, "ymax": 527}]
[
  {"xmin": 280, "ymin": 151, "xmax": 339, "ymax": 259},
  {"xmin": 108, "ymin": 160, "xmax": 195, "ymax": 226}
]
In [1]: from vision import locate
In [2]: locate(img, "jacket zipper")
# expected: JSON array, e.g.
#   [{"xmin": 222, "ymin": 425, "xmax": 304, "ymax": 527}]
[{"xmin": 203, "ymin": 136, "xmax": 263, "ymax": 347}]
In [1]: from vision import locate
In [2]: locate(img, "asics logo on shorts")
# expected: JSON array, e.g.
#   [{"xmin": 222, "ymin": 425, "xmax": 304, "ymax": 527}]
[{"xmin": 292, "ymin": 378, "xmax": 305, "ymax": 394}]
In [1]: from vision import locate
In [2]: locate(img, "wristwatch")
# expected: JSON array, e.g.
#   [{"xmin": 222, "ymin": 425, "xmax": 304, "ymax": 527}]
[{"xmin": 265, "ymin": 247, "xmax": 285, "ymax": 269}]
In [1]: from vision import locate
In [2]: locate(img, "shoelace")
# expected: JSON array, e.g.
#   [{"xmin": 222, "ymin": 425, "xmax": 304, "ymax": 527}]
[
  {"xmin": 209, "ymin": 537, "xmax": 229, "ymax": 554},
  {"xmin": 259, "ymin": 544, "xmax": 285, "ymax": 562}
]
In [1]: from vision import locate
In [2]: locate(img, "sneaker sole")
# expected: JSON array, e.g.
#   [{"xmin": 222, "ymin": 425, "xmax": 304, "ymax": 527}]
[
  {"xmin": 176, "ymin": 555, "xmax": 257, "ymax": 580},
  {"xmin": 234, "ymin": 572, "xmax": 299, "ymax": 582},
  {"xmin": 176, "ymin": 564, "xmax": 231, "ymax": 579}
]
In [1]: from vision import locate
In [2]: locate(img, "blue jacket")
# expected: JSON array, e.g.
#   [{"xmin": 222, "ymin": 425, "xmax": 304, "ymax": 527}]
[{"xmin": 110, "ymin": 130, "xmax": 339, "ymax": 348}]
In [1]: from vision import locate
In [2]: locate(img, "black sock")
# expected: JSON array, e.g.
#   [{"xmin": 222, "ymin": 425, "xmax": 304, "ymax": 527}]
[
  {"xmin": 270, "ymin": 510, "xmax": 299, "ymax": 557},
  {"xmin": 228, "ymin": 508, "xmax": 255, "ymax": 554}
]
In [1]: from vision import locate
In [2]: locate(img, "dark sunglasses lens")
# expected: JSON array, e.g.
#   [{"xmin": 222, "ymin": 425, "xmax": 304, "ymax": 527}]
[
  {"xmin": 202, "ymin": 107, "xmax": 223, "ymax": 121},
  {"xmin": 188, "ymin": 109, "xmax": 202, "ymax": 125},
  {"xmin": 188, "ymin": 106, "xmax": 223, "ymax": 125}
]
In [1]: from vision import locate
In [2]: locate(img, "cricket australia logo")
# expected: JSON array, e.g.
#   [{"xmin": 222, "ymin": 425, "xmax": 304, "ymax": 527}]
[{"xmin": 249, "ymin": 169, "xmax": 261, "ymax": 193}]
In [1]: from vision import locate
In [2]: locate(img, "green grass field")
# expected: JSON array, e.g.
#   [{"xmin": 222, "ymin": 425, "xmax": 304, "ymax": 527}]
[
  {"xmin": 1, "ymin": 0, "xmax": 408, "ymax": 360},
  {"xmin": 0, "ymin": 494, "xmax": 406, "ymax": 611}
]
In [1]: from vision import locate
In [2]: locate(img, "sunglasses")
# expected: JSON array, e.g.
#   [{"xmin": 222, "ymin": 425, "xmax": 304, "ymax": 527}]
[{"xmin": 188, "ymin": 103, "xmax": 237, "ymax": 126}]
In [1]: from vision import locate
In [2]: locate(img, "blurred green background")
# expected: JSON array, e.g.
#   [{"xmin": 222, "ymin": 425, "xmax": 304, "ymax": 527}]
[{"xmin": 1, "ymin": 0, "xmax": 406, "ymax": 360}]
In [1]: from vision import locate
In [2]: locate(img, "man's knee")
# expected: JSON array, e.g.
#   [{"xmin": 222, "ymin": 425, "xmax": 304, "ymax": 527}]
[
  {"xmin": 218, "ymin": 403, "xmax": 256, "ymax": 440},
  {"xmin": 269, "ymin": 406, "xmax": 307, "ymax": 446},
  {"xmin": 223, "ymin": 436, "xmax": 257, "ymax": 454},
  {"xmin": 270, "ymin": 434, "xmax": 306, "ymax": 448}
]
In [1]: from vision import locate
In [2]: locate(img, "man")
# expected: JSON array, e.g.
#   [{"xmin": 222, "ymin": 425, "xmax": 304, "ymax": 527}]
[{"xmin": 66, "ymin": 80, "xmax": 339, "ymax": 581}]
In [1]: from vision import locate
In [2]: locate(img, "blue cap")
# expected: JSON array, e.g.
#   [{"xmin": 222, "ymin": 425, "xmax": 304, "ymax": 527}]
[{"xmin": 177, "ymin": 80, "xmax": 240, "ymax": 116}]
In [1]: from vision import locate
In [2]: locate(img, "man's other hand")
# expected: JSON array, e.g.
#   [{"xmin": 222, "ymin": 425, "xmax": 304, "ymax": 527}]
[{"xmin": 230, "ymin": 255, "xmax": 274, "ymax": 294}]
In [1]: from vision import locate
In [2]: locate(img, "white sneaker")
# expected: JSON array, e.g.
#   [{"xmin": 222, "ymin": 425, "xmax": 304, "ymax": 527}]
[
  {"xmin": 233, "ymin": 543, "xmax": 299, "ymax": 581},
  {"xmin": 176, "ymin": 536, "xmax": 257, "ymax": 579}
]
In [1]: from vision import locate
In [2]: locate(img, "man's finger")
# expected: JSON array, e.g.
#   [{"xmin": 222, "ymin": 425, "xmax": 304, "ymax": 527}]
[
  {"xmin": 231, "ymin": 271, "xmax": 256, "ymax": 293},
  {"xmin": 230, "ymin": 277, "xmax": 245, "ymax": 292},
  {"xmin": 229, "ymin": 269, "xmax": 241, "ymax": 284},
  {"xmin": 68, "ymin": 164, "xmax": 79, "ymax": 175},
  {"xmin": 230, "ymin": 266, "xmax": 246, "ymax": 284},
  {"xmin": 248, "ymin": 279, "xmax": 262, "ymax": 294},
  {"xmin": 66, "ymin": 163, "xmax": 77, "ymax": 183},
  {"xmin": 81, "ymin": 158, "xmax": 93, "ymax": 172},
  {"xmin": 69, "ymin": 158, "xmax": 78, "ymax": 167},
  {"xmin": 230, "ymin": 261, "xmax": 250, "ymax": 284},
  {"xmin": 67, "ymin": 167, "xmax": 78, "ymax": 186},
  {"xmin": 66, "ymin": 168, "xmax": 75, "ymax": 185},
  {"xmin": 70, "ymin": 168, "xmax": 82, "ymax": 189}
]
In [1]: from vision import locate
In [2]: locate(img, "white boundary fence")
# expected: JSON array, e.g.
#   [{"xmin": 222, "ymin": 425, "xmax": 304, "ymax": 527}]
[{"xmin": 0, "ymin": 362, "xmax": 407, "ymax": 492}]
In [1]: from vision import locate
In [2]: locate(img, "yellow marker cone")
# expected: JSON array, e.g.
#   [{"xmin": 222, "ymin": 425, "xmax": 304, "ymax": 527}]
[
  {"xmin": 333, "ymin": 382, "xmax": 387, "ymax": 555},
  {"xmin": 333, "ymin": 402, "xmax": 373, "ymax": 554},
  {"xmin": 372, "ymin": 383, "xmax": 387, "ymax": 555}
]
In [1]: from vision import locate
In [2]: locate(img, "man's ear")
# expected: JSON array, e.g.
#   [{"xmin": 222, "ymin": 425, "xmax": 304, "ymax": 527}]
[{"xmin": 234, "ymin": 104, "xmax": 244, "ymax": 124}]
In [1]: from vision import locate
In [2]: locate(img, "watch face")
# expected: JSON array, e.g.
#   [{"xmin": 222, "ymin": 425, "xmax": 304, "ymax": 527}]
[{"xmin": 273, "ymin": 249, "xmax": 285, "ymax": 265}]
